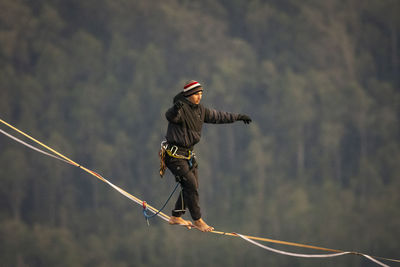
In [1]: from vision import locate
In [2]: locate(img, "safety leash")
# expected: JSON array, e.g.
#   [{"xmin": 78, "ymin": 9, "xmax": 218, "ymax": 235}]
[
  {"xmin": 142, "ymin": 182, "xmax": 181, "ymax": 226},
  {"xmin": 1, "ymin": 118, "xmax": 398, "ymax": 266}
]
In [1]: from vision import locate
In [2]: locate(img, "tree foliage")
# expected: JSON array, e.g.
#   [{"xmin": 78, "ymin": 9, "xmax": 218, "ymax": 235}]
[{"xmin": 0, "ymin": 0, "xmax": 399, "ymax": 266}]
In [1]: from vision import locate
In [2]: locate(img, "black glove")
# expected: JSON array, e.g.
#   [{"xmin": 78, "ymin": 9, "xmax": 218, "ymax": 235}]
[
  {"xmin": 174, "ymin": 100, "xmax": 184, "ymax": 110},
  {"xmin": 238, "ymin": 114, "xmax": 252, "ymax": 124}
]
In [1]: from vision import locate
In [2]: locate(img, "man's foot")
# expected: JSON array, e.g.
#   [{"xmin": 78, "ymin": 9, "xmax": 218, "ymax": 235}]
[
  {"xmin": 194, "ymin": 218, "xmax": 214, "ymax": 232},
  {"xmin": 169, "ymin": 216, "xmax": 193, "ymax": 229}
]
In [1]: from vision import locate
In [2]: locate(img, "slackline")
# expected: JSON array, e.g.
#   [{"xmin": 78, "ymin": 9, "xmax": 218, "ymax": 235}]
[{"xmin": 0, "ymin": 118, "xmax": 398, "ymax": 266}]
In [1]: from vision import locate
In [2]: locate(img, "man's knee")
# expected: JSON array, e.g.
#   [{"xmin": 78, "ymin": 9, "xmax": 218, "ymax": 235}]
[{"xmin": 183, "ymin": 178, "xmax": 198, "ymax": 192}]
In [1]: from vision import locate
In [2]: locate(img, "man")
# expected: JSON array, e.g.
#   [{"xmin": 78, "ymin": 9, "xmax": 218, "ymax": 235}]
[{"xmin": 164, "ymin": 80, "xmax": 251, "ymax": 232}]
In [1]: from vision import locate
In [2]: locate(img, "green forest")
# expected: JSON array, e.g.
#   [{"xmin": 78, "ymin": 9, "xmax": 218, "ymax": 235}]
[{"xmin": 0, "ymin": 0, "xmax": 399, "ymax": 266}]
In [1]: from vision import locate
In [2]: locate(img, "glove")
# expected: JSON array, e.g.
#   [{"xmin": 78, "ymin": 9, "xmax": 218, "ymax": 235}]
[
  {"xmin": 238, "ymin": 114, "xmax": 252, "ymax": 124},
  {"xmin": 174, "ymin": 100, "xmax": 184, "ymax": 110}
]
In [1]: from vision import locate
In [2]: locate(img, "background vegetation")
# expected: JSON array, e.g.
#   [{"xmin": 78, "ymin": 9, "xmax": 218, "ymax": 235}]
[{"xmin": 0, "ymin": 0, "xmax": 399, "ymax": 266}]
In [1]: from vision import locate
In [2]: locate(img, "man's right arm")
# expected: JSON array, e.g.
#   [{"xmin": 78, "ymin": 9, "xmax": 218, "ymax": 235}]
[{"xmin": 165, "ymin": 101, "xmax": 183, "ymax": 123}]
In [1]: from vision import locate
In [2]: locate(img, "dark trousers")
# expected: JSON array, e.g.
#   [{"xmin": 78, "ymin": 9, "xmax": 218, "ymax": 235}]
[{"xmin": 165, "ymin": 155, "xmax": 201, "ymax": 221}]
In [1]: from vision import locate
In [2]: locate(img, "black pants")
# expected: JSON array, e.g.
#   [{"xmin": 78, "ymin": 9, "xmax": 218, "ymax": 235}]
[{"xmin": 165, "ymin": 154, "xmax": 201, "ymax": 221}]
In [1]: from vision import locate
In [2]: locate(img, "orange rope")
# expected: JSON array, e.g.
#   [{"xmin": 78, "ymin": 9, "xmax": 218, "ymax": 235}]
[{"xmin": 1, "ymin": 117, "xmax": 398, "ymax": 265}]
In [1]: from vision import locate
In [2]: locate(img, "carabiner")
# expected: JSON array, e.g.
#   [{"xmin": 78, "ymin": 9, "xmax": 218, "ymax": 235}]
[{"xmin": 170, "ymin": 145, "xmax": 178, "ymax": 156}]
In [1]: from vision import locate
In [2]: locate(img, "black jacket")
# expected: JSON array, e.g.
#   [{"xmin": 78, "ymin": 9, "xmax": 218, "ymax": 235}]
[{"xmin": 165, "ymin": 92, "xmax": 240, "ymax": 149}]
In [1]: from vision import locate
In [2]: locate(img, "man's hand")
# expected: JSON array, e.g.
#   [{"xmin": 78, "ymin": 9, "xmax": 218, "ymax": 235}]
[
  {"xmin": 174, "ymin": 100, "xmax": 184, "ymax": 110},
  {"xmin": 238, "ymin": 114, "xmax": 252, "ymax": 124}
]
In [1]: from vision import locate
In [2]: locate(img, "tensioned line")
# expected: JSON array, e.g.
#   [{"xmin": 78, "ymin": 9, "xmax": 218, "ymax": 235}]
[{"xmin": 0, "ymin": 118, "xmax": 397, "ymax": 266}]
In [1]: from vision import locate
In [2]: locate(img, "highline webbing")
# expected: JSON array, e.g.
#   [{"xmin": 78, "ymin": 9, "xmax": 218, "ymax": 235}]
[{"xmin": 0, "ymin": 118, "xmax": 398, "ymax": 266}]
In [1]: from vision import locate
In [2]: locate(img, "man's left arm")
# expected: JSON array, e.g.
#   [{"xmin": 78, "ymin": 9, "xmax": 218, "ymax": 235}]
[{"xmin": 204, "ymin": 107, "xmax": 252, "ymax": 124}]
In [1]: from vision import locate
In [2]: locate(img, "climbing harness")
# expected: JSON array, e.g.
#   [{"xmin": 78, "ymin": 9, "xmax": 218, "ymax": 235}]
[
  {"xmin": 0, "ymin": 117, "xmax": 398, "ymax": 267},
  {"xmin": 159, "ymin": 140, "xmax": 195, "ymax": 176},
  {"xmin": 161, "ymin": 140, "xmax": 194, "ymax": 160}
]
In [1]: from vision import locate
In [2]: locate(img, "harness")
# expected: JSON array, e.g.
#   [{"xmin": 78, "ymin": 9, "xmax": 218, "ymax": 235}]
[{"xmin": 159, "ymin": 141, "xmax": 195, "ymax": 177}]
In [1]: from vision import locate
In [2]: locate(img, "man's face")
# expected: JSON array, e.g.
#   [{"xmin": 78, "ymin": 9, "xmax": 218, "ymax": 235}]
[{"xmin": 187, "ymin": 91, "xmax": 203, "ymax": 105}]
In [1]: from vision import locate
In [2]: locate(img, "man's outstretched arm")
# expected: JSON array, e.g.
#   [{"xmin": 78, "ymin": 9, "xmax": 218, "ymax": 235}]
[{"xmin": 204, "ymin": 107, "xmax": 252, "ymax": 124}]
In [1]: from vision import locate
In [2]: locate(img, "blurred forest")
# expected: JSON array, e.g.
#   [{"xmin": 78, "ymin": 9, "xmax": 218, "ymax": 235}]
[{"xmin": 0, "ymin": 0, "xmax": 399, "ymax": 266}]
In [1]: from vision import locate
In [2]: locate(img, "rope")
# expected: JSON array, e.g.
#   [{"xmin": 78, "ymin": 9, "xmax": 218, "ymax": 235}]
[
  {"xmin": 0, "ymin": 118, "xmax": 167, "ymax": 220},
  {"xmin": 235, "ymin": 233, "xmax": 352, "ymax": 258},
  {"xmin": 0, "ymin": 128, "xmax": 71, "ymax": 164},
  {"xmin": 0, "ymin": 117, "xmax": 398, "ymax": 266},
  {"xmin": 143, "ymin": 182, "xmax": 181, "ymax": 225},
  {"xmin": 235, "ymin": 233, "xmax": 390, "ymax": 267}
]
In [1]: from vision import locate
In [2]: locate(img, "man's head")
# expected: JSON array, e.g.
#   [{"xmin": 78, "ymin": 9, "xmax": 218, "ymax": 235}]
[{"xmin": 183, "ymin": 80, "xmax": 203, "ymax": 104}]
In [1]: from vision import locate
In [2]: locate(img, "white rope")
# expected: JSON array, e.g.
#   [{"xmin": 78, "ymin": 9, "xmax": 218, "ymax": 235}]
[
  {"xmin": 0, "ymin": 127, "xmax": 170, "ymax": 223},
  {"xmin": 96, "ymin": 172, "xmax": 170, "ymax": 222},
  {"xmin": 0, "ymin": 126, "xmax": 394, "ymax": 266},
  {"xmin": 362, "ymin": 254, "xmax": 391, "ymax": 267},
  {"xmin": 236, "ymin": 234, "xmax": 390, "ymax": 266},
  {"xmin": 236, "ymin": 233, "xmax": 350, "ymax": 258},
  {"xmin": 0, "ymin": 128, "xmax": 70, "ymax": 164}
]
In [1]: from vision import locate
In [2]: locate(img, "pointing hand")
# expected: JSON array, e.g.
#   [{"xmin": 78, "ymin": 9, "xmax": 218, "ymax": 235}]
[{"xmin": 238, "ymin": 114, "xmax": 252, "ymax": 124}]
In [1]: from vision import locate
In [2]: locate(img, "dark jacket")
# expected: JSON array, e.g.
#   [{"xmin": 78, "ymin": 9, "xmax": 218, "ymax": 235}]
[{"xmin": 165, "ymin": 92, "xmax": 240, "ymax": 149}]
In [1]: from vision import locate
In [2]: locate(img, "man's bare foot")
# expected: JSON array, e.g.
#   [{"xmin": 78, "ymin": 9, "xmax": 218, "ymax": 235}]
[
  {"xmin": 194, "ymin": 218, "xmax": 214, "ymax": 232},
  {"xmin": 168, "ymin": 216, "xmax": 193, "ymax": 229}
]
